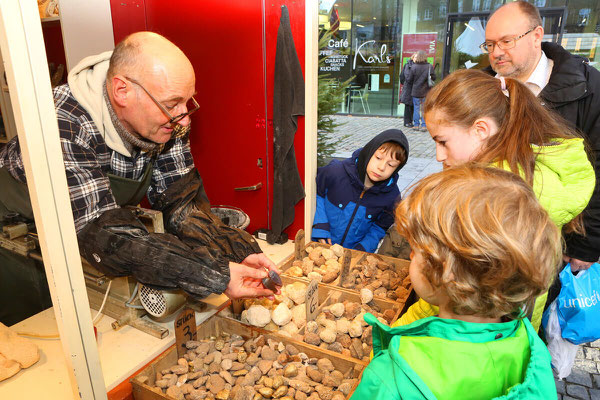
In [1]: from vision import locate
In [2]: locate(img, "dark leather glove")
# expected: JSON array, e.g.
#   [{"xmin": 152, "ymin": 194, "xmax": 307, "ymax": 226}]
[
  {"xmin": 78, "ymin": 208, "xmax": 230, "ymax": 298},
  {"xmin": 154, "ymin": 169, "xmax": 261, "ymax": 263}
]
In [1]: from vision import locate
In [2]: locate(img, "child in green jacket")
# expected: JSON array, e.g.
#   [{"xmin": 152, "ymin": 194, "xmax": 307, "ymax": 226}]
[{"xmin": 351, "ymin": 164, "xmax": 560, "ymax": 400}]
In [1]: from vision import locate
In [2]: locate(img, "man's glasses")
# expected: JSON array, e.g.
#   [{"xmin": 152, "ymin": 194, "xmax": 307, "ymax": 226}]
[
  {"xmin": 125, "ymin": 76, "xmax": 200, "ymax": 124},
  {"xmin": 479, "ymin": 27, "xmax": 536, "ymax": 53}
]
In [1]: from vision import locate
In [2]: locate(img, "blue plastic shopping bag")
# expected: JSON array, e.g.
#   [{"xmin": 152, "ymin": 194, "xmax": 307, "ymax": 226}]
[{"xmin": 556, "ymin": 263, "xmax": 600, "ymax": 345}]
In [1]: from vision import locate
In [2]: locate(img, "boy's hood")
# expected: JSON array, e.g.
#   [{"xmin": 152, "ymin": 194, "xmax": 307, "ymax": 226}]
[
  {"xmin": 365, "ymin": 314, "xmax": 556, "ymax": 400},
  {"xmin": 67, "ymin": 50, "xmax": 132, "ymax": 157},
  {"xmin": 354, "ymin": 129, "xmax": 410, "ymax": 186}
]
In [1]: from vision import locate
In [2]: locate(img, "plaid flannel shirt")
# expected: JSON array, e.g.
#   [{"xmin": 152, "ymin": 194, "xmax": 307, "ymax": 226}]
[{"xmin": 0, "ymin": 84, "xmax": 194, "ymax": 233}]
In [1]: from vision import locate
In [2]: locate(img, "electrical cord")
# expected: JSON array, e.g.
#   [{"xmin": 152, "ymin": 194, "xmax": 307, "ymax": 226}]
[
  {"xmin": 92, "ymin": 279, "xmax": 112, "ymax": 324},
  {"xmin": 125, "ymin": 283, "xmax": 144, "ymax": 309}
]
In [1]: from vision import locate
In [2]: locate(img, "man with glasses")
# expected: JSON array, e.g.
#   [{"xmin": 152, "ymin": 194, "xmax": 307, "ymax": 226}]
[
  {"xmin": 0, "ymin": 32, "xmax": 279, "ymax": 324},
  {"xmin": 484, "ymin": 2, "xmax": 600, "ymax": 284}
]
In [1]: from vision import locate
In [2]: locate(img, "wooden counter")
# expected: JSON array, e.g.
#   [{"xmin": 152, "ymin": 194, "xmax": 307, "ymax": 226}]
[{"xmin": 0, "ymin": 239, "xmax": 294, "ymax": 400}]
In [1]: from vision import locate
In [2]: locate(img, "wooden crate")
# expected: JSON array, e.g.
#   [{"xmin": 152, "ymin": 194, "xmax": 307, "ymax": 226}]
[
  {"xmin": 131, "ymin": 314, "xmax": 365, "ymax": 400},
  {"xmin": 345, "ymin": 252, "xmax": 412, "ymax": 303},
  {"xmin": 279, "ymin": 242, "xmax": 412, "ymax": 305},
  {"xmin": 279, "ymin": 241, "xmax": 367, "ymax": 286},
  {"xmin": 296, "ymin": 286, "xmax": 402, "ymax": 363}
]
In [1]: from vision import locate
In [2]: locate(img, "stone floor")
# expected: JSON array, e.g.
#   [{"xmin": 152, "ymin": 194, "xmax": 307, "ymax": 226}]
[{"xmin": 329, "ymin": 114, "xmax": 600, "ymax": 399}]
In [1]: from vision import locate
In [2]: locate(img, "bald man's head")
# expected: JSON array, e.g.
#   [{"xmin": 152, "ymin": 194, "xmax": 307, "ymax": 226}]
[
  {"xmin": 106, "ymin": 32, "xmax": 197, "ymax": 144},
  {"xmin": 107, "ymin": 32, "xmax": 194, "ymax": 81}
]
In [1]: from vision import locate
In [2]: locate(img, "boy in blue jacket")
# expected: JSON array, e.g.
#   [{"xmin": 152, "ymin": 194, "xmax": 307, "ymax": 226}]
[{"xmin": 311, "ymin": 129, "xmax": 409, "ymax": 252}]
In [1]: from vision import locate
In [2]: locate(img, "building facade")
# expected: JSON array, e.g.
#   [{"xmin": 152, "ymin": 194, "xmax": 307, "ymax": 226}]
[{"xmin": 319, "ymin": 0, "xmax": 600, "ymax": 117}]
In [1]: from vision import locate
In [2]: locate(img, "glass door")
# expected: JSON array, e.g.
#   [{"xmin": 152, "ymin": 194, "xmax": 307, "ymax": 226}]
[{"xmin": 442, "ymin": 8, "xmax": 566, "ymax": 78}]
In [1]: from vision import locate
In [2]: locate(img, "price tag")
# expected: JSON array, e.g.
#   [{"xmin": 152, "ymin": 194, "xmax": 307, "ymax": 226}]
[
  {"xmin": 339, "ymin": 249, "xmax": 352, "ymax": 285},
  {"xmin": 294, "ymin": 229, "xmax": 305, "ymax": 260},
  {"xmin": 175, "ymin": 307, "xmax": 197, "ymax": 358},
  {"xmin": 306, "ymin": 279, "xmax": 319, "ymax": 322}
]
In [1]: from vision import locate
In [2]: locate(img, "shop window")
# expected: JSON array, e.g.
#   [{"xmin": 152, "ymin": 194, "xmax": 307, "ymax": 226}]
[
  {"xmin": 424, "ymin": 8, "xmax": 433, "ymax": 21},
  {"xmin": 473, "ymin": 0, "xmax": 481, "ymax": 12},
  {"xmin": 483, "ymin": 0, "xmax": 492, "ymax": 10},
  {"xmin": 439, "ymin": 3, "xmax": 447, "ymax": 17}
]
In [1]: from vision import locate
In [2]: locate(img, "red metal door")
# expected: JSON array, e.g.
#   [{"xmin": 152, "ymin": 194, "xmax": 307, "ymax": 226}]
[
  {"xmin": 109, "ymin": 1, "xmax": 306, "ymax": 236},
  {"xmin": 144, "ymin": 0, "xmax": 269, "ymax": 233}
]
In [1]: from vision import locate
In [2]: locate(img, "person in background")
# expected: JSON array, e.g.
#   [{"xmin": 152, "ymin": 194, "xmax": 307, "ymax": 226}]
[
  {"xmin": 484, "ymin": 1, "xmax": 600, "ymax": 276},
  {"xmin": 311, "ymin": 129, "xmax": 409, "ymax": 253},
  {"xmin": 0, "ymin": 32, "xmax": 278, "ymax": 325},
  {"xmin": 399, "ymin": 53, "xmax": 416, "ymax": 128},
  {"xmin": 405, "ymin": 50, "xmax": 435, "ymax": 132},
  {"xmin": 352, "ymin": 165, "xmax": 560, "ymax": 400},
  {"xmin": 394, "ymin": 69, "xmax": 594, "ymax": 332}
]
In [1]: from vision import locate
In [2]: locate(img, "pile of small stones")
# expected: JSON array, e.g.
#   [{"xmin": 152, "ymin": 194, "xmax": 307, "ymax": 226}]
[
  {"xmin": 302, "ymin": 299, "xmax": 395, "ymax": 363},
  {"xmin": 342, "ymin": 255, "xmax": 411, "ymax": 301},
  {"xmin": 285, "ymin": 245, "xmax": 344, "ymax": 284},
  {"xmin": 142, "ymin": 333, "xmax": 358, "ymax": 400}
]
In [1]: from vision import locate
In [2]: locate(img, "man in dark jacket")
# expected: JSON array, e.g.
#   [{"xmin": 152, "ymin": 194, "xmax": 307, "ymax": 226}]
[{"xmin": 484, "ymin": 1, "xmax": 600, "ymax": 271}]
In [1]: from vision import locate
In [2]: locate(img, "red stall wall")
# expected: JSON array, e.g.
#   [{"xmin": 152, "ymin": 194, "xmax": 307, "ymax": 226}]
[{"xmin": 110, "ymin": 0, "xmax": 305, "ymax": 238}]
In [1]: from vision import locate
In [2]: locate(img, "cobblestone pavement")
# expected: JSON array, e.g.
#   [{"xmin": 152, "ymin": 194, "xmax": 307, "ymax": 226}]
[
  {"xmin": 329, "ymin": 115, "xmax": 441, "ymax": 195},
  {"xmin": 329, "ymin": 114, "xmax": 600, "ymax": 399}
]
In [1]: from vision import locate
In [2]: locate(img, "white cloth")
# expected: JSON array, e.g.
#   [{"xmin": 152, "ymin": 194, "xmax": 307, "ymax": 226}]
[
  {"xmin": 67, "ymin": 51, "xmax": 132, "ymax": 157},
  {"xmin": 524, "ymin": 50, "xmax": 553, "ymax": 97}
]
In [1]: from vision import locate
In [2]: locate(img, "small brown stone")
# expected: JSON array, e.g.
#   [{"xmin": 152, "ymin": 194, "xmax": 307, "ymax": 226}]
[
  {"xmin": 283, "ymin": 364, "xmax": 298, "ymax": 378},
  {"xmin": 166, "ymin": 386, "xmax": 184, "ymax": 400},
  {"xmin": 188, "ymin": 389, "xmax": 209, "ymax": 400},
  {"xmin": 233, "ymin": 369, "xmax": 249, "ymax": 377},
  {"xmin": 238, "ymin": 351, "xmax": 248, "ymax": 363},
  {"xmin": 277, "ymin": 352, "xmax": 289, "ymax": 365},
  {"xmin": 349, "ymin": 338, "xmax": 364, "ymax": 359},
  {"xmin": 285, "ymin": 344, "xmax": 300, "ymax": 356},
  {"xmin": 220, "ymin": 370, "xmax": 234, "ymax": 385},
  {"xmin": 258, "ymin": 360, "xmax": 274, "ymax": 374},
  {"xmin": 272, "ymin": 375, "xmax": 285, "ymax": 389},
  {"xmin": 273, "ymin": 385, "xmax": 288, "ymax": 398},
  {"xmin": 261, "ymin": 346, "xmax": 279, "ymax": 361},
  {"xmin": 209, "ymin": 360, "xmax": 221, "ymax": 374},
  {"xmin": 259, "ymin": 387, "xmax": 274, "ymax": 398},
  {"xmin": 336, "ymin": 333, "xmax": 352, "ymax": 349},
  {"xmin": 207, "ymin": 374, "xmax": 226, "ymax": 395},
  {"xmin": 215, "ymin": 339, "xmax": 225, "ymax": 351},
  {"xmin": 216, "ymin": 389, "xmax": 231, "ymax": 400},
  {"xmin": 338, "ymin": 382, "xmax": 352, "ymax": 396},
  {"xmin": 193, "ymin": 375, "xmax": 209, "ymax": 388},
  {"xmin": 303, "ymin": 332, "xmax": 321, "ymax": 346},
  {"xmin": 316, "ymin": 358, "xmax": 334, "ymax": 373},
  {"xmin": 222, "ymin": 359, "xmax": 233, "ymax": 371},
  {"xmin": 305, "ymin": 367, "xmax": 323, "ymax": 383},
  {"xmin": 246, "ymin": 353, "xmax": 260, "ymax": 366},
  {"xmin": 295, "ymin": 391, "xmax": 308, "ymax": 400},
  {"xmin": 171, "ymin": 364, "xmax": 189, "ymax": 374},
  {"xmin": 326, "ymin": 342, "xmax": 343, "ymax": 353},
  {"xmin": 343, "ymin": 303, "xmax": 361, "ymax": 320},
  {"xmin": 254, "ymin": 335, "xmax": 266, "ymax": 347},
  {"xmin": 244, "ymin": 340, "xmax": 258, "ymax": 353}
]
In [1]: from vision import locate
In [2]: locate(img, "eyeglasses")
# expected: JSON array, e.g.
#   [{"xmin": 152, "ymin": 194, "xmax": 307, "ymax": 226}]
[
  {"xmin": 125, "ymin": 76, "xmax": 200, "ymax": 124},
  {"xmin": 479, "ymin": 27, "xmax": 536, "ymax": 53}
]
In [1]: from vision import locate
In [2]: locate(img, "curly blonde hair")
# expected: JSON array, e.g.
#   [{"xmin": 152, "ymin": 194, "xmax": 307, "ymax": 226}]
[{"xmin": 396, "ymin": 164, "xmax": 562, "ymax": 318}]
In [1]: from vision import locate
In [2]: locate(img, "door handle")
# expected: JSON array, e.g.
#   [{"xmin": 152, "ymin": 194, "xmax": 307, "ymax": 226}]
[{"xmin": 234, "ymin": 182, "xmax": 263, "ymax": 191}]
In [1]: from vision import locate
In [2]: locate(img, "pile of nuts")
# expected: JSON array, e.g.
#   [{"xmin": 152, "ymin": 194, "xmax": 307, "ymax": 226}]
[
  {"xmin": 341, "ymin": 255, "xmax": 411, "ymax": 301},
  {"xmin": 143, "ymin": 333, "xmax": 359, "ymax": 400},
  {"xmin": 235, "ymin": 282, "xmax": 307, "ymax": 338},
  {"xmin": 301, "ymin": 294, "xmax": 396, "ymax": 363},
  {"xmin": 285, "ymin": 245, "xmax": 344, "ymax": 284}
]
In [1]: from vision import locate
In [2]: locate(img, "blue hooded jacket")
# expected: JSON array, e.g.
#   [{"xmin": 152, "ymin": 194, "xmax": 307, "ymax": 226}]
[{"xmin": 311, "ymin": 129, "xmax": 409, "ymax": 252}]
